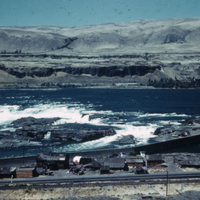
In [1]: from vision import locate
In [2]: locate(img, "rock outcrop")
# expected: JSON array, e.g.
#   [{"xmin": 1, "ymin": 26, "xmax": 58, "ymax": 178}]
[
  {"xmin": 0, "ymin": 64, "xmax": 161, "ymax": 79},
  {"xmin": 119, "ymin": 135, "xmax": 135, "ymax": 144},
  {"xmin": 0, "ymin": 117, "xmax": 116, "ymax": 149}
]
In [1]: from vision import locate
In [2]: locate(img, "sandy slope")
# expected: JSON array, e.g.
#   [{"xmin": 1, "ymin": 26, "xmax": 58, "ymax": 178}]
[
  {"xmin": 0, "ymin": 18, "xmax": 200, "ymax": 54},
  {"xmin": 1, "ymin": 182, "xmax": 200, "ymax": 200}
]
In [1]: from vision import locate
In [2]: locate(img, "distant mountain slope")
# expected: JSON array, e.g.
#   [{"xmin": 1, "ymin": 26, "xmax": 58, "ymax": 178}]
[{"xmin": 0, "ymin": 18, "xmax": 200, "ymax": 53}]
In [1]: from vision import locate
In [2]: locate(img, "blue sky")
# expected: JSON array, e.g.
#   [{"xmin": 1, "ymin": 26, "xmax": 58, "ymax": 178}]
[{"xmin": 0, "ymin": 0, "xmax": 200, "ymax": 26}]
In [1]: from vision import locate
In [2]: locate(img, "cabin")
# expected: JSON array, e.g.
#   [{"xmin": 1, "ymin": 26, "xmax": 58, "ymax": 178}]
[
  {"xmin": 0, "ymin": 167, "xmax": 16, "ymax": 179},
  {"xmin": 100, "ymin": 157, "xmax": 125, "ymax": 170},
  {"xmin": 146, "ymin": 154, "xmax": 164, "ymax": 167},
  {"xmin": 16, "ymin": 167, "xmax": 38, "ymax": 178},
  {"xmin": 36, "ymin": 152, "xmax": 69, "ymax": 170},
  {"xmin": 125, "ymin": 156, "xmax": 145, "ymax": 168}
]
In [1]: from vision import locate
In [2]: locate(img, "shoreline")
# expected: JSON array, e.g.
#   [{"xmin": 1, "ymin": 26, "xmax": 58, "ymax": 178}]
[
  {"xmin": 1, "ymin": 133, "xmax": 200, "ymax": 167},
  {"xmin": 0, "ymin": 84, "xmax": 199, "ymax": 90}
]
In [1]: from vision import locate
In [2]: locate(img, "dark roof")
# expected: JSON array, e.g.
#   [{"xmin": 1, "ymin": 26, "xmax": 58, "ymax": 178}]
[
  {"xmin": 84, "ymin": 162, "xmax": 101, "ymax": 168},
  {"xmin": 102, "ymin": 157, "xmax": 125, "ymax": 169},
  {"xmin": 17, "ymin": 168, "xmax": 35, "ymax": 172},
  {"xmin": 146, "ymin": 154, "xmax": 163, "ymax": 161},
  {"xmin": 37, "ymin": 152, "xmax": 68, "ymax": 162},
  {"xmin": 0, "ymin": 167, "xmax": 16, "ymax": 175},
  {"xmin": 100, "ymin": 166, "xmax": 110, "ymax": 171},
  {"xmin": 175, "ymin": 155, "xmax": 200, "ymax": 166},
  {"xmin": 126, "ymin": 156, "xmax": 144, "ymax": 164}
]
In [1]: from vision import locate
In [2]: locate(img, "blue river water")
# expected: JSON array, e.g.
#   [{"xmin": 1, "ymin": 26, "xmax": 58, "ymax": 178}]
[{"xmin": 0, "ymin": 88, "xmax": 200, "ymax": 158}]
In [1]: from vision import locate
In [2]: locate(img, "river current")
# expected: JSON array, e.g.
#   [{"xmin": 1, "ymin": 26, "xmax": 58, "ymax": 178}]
[{"xmin": 0, "ymin": 88, "xmax": 200, "ymax": 158}]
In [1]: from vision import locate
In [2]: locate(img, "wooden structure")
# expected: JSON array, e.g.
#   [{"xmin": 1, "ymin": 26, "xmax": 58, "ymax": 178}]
[
  {"xmin": 100, "ymin": 166, "xmax": 110, "ymax": 174},
  {"xmin": 100, "ymin": 157, "xmax": 125, "ymax": 170},
  {"xmin": 16, "ymin": 167, "xmax": 37, "ymax": 178},
  {"xmin": 174, "ymin": 155, "xmax": 200, "ymax": 168},
  {"xmin": 0, "ymin": 167, "xmax": 16, "ymax": 179},
  {"xmin": 125, "ymin": 156, "xmax": 144, "ymax": 168},
  {"xmin": 36, "ymin": 152, "xmax": 69, "ymax": 169},
  {"xmin": 146, "ymin": 154, "xmax": 164, "ymax": 167}
]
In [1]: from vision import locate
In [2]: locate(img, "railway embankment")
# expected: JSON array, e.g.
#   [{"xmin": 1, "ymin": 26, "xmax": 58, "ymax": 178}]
[{"xmin": 1, "ymin": 133, "xmax": 200, "ymax": 167}]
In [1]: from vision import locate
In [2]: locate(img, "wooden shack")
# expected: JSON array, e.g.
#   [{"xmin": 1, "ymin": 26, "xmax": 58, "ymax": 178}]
[
  {"xmin": 125, "ymin": 156, "xmax": 145, "ymax": 168},
  {"xmin": 36, "ymin": 152, "xmax": 69, "ymax": 169},
  {"xmin": 100, "ymin": 166, "xmax": 110, "ymax": 174},
  {"xmin": 146, "ymin": 154, "xmax": 164, "ymax": 167},
  {"xmin": 101, "ymin": 157, "xmax": 125, "ymax": 170},
  {"xmin": 0, "ymin": 167, "xmax": 16, "ymax": 179},
  {"xmin": 16, "ymin": 167, "xmax": 37, "ymax": 178}
]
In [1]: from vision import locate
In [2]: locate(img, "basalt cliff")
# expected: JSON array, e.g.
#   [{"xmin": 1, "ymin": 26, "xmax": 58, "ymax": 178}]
[{"xmin": 1, "ymin": 18, "xmax": 200, "ymax": 88}]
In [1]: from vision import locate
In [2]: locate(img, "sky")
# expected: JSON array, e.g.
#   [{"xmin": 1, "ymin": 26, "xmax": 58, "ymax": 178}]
[{"xmin": 0, "ymin": 0, "xmax": 200, "ymax": 27}]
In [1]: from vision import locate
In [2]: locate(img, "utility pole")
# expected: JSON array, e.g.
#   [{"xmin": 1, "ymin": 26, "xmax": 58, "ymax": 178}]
[
  {"xmin": 166, "ymin": 170, "xmax": 169, "ymax": 196},
  {"xmin": 23, "ymin": 146, "xmax": 25, "ymax": 165}
]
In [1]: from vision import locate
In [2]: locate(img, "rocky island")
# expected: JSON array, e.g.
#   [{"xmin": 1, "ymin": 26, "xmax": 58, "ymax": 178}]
[{"xmin": 0, "ymin": 117, "xmax": 116, "ymax": 149}]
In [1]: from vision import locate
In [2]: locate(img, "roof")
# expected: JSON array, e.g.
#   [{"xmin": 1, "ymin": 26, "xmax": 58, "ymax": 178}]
[
  {"xmin": 100, "ymin": 166, "xmax": 110, "ymax": 171},
  {"xmin": 146, "ymin": 154, "xmax": 163, "ymax": 161},
  {"xmin": 180, "ymin": 160, "xmax": 200, "ymax": 166},
  {"xmin": 126, "ymin": 156, "xmax": 144, "ymax": 163},
  {"xmin": 0, "ymin": 167, "xmax": 16, "ymax": 175},
  {"xmin": 175, "ymin": 155, "xmax": 200, "ymax": 166},
  {"xmin": 17, "ymin": 168, "xmax": 35, "ymax": 171},
  {"xmin": 37, "ymin": 152, "xmax": 68, "ymax": 162},
  {"xmin": 84, "ymin": 162, "xmax": 101, "ymax": 168},
  {"xmin": 102, "ymin": 157, "xmax": 125, "ymax": 169}
]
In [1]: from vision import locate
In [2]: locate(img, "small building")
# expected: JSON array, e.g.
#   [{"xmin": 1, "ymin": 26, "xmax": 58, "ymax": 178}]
[
  {"xmin": 146, "ymin": 154, "xmax": 164, "ymax": 167},
  {"xmin": 0, "ymin": 167, "xmax": 16, "ymax": 179},
  {"xmin": 16, "ymin": 167, "xmax": 38, "ymax": 178},
  {"xmin": 36, "ymin": 152, "xmax": 69, "ymax": 169},
  {"xmin": 100, "ymin": 166, "xmax": 110, "ymax": 174},
  {"xmin": 174, "ymin": 155, "xmax": 200, "ymax": 168},
  {"xmin": 101, "ymin": 157, "xmax": 125, "ymax": 170},
  {"xmin": 43, "ymin": 161, "xmax": 59, "ymax": 170},
  {"xmin": 125, "ymin": 156, "xmax": 145, "ymax": 168}
]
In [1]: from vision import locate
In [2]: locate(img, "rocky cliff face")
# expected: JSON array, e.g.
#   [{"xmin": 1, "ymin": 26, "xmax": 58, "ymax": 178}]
[
  {"xmin": 0, "ymin": 64, "xmax": 161, "ymax": 79},
  {"xmin": 0, "ymin": 52, "xmax": 200, "ymax": 88},
  {"xmin": 0, "ymin": 18, "xmax": 200, "ymax": 88}
]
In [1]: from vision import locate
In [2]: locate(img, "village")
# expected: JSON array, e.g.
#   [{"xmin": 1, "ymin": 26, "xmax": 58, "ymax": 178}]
[{"xmin": 1, "ymin": 150, "xmax": 200, "ymax": 180}]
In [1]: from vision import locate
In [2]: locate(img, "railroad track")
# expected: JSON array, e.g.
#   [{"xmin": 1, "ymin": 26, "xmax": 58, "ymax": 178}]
[{"xmin": 1, "ymin": 178, "xmax": 200, "ymax": 191}]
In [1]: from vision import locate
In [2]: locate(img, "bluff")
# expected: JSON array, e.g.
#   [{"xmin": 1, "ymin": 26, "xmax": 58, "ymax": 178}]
[{"xmin": 0, "ymin": 18, "xmax": 200, "ymax": 87}]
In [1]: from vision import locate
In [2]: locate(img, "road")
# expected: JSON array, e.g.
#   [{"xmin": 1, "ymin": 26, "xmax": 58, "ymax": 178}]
[{"xmin": 1, "ymin": 172, "xmax": 200, "ymax": 185}]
